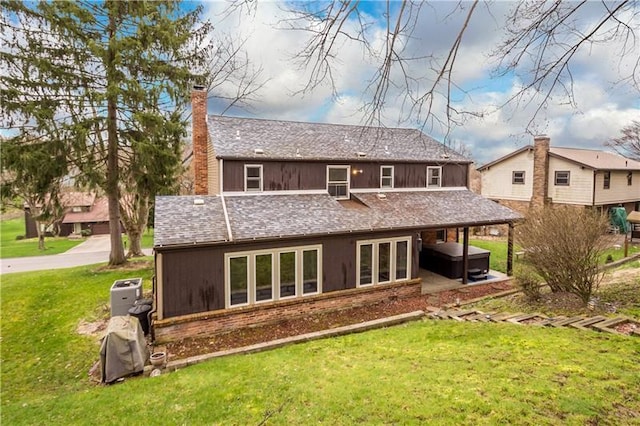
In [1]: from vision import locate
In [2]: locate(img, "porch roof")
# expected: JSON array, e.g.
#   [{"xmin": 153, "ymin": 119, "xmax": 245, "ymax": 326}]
[{"xmin": 154, "ymin": 190, "xmax": 522, "ymax": 247}]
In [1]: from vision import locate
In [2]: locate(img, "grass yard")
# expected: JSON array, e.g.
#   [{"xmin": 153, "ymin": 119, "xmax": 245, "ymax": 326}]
[
  {"xmin": 470, "ymin": 238, "xmax": 640, "ymax": 274},
  {"xmin": 0, "ymin": 217, "xmax": 85, "ymax": 258},
  {"xmin": 2, "ymin": 264, "xmax": 640, "ymax": 424}
]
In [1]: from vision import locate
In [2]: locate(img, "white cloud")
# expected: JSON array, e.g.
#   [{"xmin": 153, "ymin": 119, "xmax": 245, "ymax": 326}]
[{"xmin": 200, "ymin": 1, "xmax": 640, "ymax": 166}]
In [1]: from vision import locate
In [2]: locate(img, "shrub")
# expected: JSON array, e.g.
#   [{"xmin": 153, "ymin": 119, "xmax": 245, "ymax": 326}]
[
  {"xmin": 515, "ymin": 266, "xmax": 542, "ymax": 302},
  {"xmin": 15, "ymin": 235, "xmax": 25, "ymax": 240},
  {"xmin": 80, "ymin": 229, "xmax": 92, "ymax": 237},
  {"xmin": 516, "ymin": 206, "xmax": 610, "ymax": 304}
]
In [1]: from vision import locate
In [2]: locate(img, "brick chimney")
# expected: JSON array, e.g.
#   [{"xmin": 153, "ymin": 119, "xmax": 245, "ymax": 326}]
[
  {"xmin": 192, "ymin": 85, "xmax": 208, "ymax": 195},
  {"xmin": 530, "ymin": 135, "xmax": 550, "ymax": 211}
]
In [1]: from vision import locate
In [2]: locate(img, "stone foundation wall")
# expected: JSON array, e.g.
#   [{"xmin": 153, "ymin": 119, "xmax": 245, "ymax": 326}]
[{"xmin": 153, "ymin": 279, "xmax": 422, "ymax": 343}]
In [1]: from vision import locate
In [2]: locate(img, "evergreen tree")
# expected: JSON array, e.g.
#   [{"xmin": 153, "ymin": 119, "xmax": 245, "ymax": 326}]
[{"xmin": 1, "ymin": 1, "xmax": 213, "ymax": 265}]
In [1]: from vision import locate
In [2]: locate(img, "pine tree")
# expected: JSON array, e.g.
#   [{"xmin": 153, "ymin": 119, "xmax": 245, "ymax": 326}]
[{"xmin": 1, "ymin": 1, "xmax": 212, "ymax": 264}]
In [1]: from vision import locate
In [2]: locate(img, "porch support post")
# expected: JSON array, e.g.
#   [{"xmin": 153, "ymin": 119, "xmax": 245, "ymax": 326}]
[
  {"xmin": 462, "ymin": 227, "xmax": 469, "ymax": 284},
  {"xmin": 507, "ymin": 223, "xmax": 514, "ymax": 276}
]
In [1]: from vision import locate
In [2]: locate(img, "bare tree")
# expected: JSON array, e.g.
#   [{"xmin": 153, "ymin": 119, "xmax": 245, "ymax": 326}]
[
  {"xmin": 516, "ymin": 206, "xmax": 611, "ymax": 303},
  {"xmin": 607, "ymin": 120, "xmax": 640, "ymax": 161},
  {"xmin": 228, "ymin": 1, "xmax": 639, "ymax": 139}
]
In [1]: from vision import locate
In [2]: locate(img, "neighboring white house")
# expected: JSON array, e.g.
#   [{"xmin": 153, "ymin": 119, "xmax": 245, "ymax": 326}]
[{"xmin": 477, "ymin": 136, "xmax": 640, "ymax": 215}]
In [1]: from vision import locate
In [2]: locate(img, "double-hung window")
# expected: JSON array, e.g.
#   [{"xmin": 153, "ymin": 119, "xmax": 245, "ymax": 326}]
[
  {"xmin": 226, "ymin": 245, "xmax": 322, "ymax": 307},
  {"xmin": 327, "ymin": 165, "xmax": 350, "ymax": 199},
  {"xmin": 554, "ymin": 171, "xmax": 570, "ymax": 186},
  {"xmin": 512, "ymin": 171, "xmax": 525, "ymax": 184},
  {"xmin": 380, "ymin": 165, "xmax": 394, "ymax": 188},
  {"xmin": 245, "ymin": 164, "xmax": 263, "ymax": 191},
  {"xmin": 427, "ymin": 166, "xmax": 442, "ymax": 188},
  {"xmin": 628, "ymin": 172, "xmax": 633, "ymax": 186},
  {"xmin": 357, "ymin": 237, "xmax": 411, "ymax": 287}
]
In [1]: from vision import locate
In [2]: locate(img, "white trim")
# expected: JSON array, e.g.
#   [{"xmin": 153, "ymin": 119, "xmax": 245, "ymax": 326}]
[
  {"xmin": 156, "ymin": 253, "xmax": 164, "ymax": 320},
  {"xmin": 219, "ymin": 158, "xmax": 224, "ymax": 194},
  {"xmin": 244, "ymin": 164, "xmax": 263, "ymax": 192},
  {"xmin": 327, "ymin": 165, "xmax": 351, "ymax": 200},
  {"xmin": 427, "ymin": 166, "xmax": 442, "ymax": 188},
  {"xmin": 222, "ymin": 189, "xmax": 328, "ymax": 197},
  {"xmin": 224, "ymin": 244, "xmax": 322, "ymax": 308},
  {"xmin": 356, "ymin": 236, "xmax": 412, "ymax": 288},
  {"xmin": 351, "ymin": 186, "xmax": 467, "ymax": 194},
  {"xmin": 380, "ymin": 165, "xmax": 394, "ymax": 189},
  {"xmin": 220, "ymin": 194, "xmax": 234, "ymax": 241}
]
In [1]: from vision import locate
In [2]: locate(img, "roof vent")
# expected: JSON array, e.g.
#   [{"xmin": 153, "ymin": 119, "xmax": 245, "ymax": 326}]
[
  {"xmin": 254, "ymin": 148, "xmax": 264, "ymax": 155},
  {"xmin": 384, "ymin": 145, "xmax": 390, "ymax": 154},
  {"xmin": 295, "ymin": 148, "xmax": 302, "ymax": 158},
  {"xmin": 356, "ymin": 152, "xmax": 367, "ymax": 158},
  {"xmin": 441, "ymin": 153, "xmax": 450, "ymax": 159},
  {"xmin": 377, "ymin": 193, "xmax": 387, "ymax": 200},
  {"xmin": 193, "ymin": 198, "xmax": 205, "ymax": 206},
  {"xmin": 235, "ymin": 130, "xmax": 240, "ymax": 140}
]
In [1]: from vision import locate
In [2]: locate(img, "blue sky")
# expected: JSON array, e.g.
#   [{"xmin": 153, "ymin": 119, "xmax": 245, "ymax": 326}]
[{"xmin": 201, "ymin": 1, "xmax": 640, "ymax": 165}]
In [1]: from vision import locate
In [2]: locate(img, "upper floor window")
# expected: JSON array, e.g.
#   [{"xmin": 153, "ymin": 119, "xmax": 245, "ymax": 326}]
[
  {"xmin": 554, "ymin": 171, "xmax": 570, "ymax": 186},
  {"xmin": 427, "ymin": 166, "xmax": 442, "ymax": 188},
  {"xmin": 380, "ymin": 166, "xmax": 394, "ymax": 188},
  {"xmin": 327, "ymin": 165, "xmax": 350, "ymax": 199},
  {"xmin": 603, "ymin": 171, "xmax": 610, "ymax": 189},
  {"xmin": 628, "ymin": 172, "xmax": 633, "ymax": 186},
  {"xmin": 512, "ymin": 171, "xmax": 525, "ymax": 185},
  {"xmin": 72, "ymin": 206, "xmax": 82, "ymax": 213},
  {"xmin": 244, "ymin": 164, "xmax": 263, "ymax": 192}
]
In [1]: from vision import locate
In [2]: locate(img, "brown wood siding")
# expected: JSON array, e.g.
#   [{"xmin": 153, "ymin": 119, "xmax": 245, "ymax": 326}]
[
  {"xmin": 223, "ymin": 160, "xmax": 469, "ymax": 192},
  {"xmin": 395, "ymin": 164, "xmax": 427, "ymax": 188},
  {"xmin": 442, "ymin": 163, "xmax": 468, "ymax": 187},
  {"xmin": 162, "ymin": 247, "xmax": 225, "ymax": 318},
  {"xmin": 158, "ymin": 230, "xmax": 421, "ymax": 318},
  {"xmin": 223, "ymin": 160, "xmax": 326, "ymax": 191}
]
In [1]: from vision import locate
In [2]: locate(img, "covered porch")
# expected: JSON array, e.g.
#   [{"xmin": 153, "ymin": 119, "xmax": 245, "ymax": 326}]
[{"xmin": 419, "ymin": 267, "xmax": 510, "ymax": 294}]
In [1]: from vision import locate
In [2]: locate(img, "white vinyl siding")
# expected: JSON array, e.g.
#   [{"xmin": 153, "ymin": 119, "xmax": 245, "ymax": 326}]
[
  {"xmin": 547, "ymin": 157, "xmax": 593, "ymax": 205},
  {"xmin": 480, "ymin": 149, "xmax": 534, "ymax": 201},
  {"xmin": 594, "ymin": 170, "xmax": 640, "ymax": 205}
]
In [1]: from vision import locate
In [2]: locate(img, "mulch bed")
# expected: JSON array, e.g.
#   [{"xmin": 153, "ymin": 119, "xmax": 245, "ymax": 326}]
[{"xmin": 164, "ymin": 281, "xmax": 514, "ymax": 360}]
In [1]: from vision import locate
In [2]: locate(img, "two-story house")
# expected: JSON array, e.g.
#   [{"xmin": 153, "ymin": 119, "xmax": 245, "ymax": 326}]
[
  {"xmin": 151, "ymin": 87, "xmax": 521, "ymax": 342},
  {"xmin": 478, "ymin": 136, "xmax": 640, "ymax": 215}
]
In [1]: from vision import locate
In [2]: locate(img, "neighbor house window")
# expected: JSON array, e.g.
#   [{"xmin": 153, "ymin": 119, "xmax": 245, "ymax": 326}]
[
  {"xmin": 327, "ymin": 165, "xmax": 350, "ymax": 199},
  {"xmin": 627, "ymin": 172, "xmax": 632, "ymax": 186},
  {"xmin": 244, "ymin": 164, "xmax": 263, "ymax": 191},
  {"xmin": 512, "ymin": 171, "xmax": 525, "ymax": 185},
  {"xmin": 603, "ymin": 171, "xmax": 610, "ymax": 189},
  {"xmin": 356, "ymin": 237, "xmax": 412, "ymax": 287},
  {"xmin": 427, "ymin": 166, "xmax": 442, "ymax": 187},
  {"xmin": 554, "ymin": 171, "xmax": 570, "ymax": 186},
  {"xmin": 225, "ymin": 245, "xmax": 321, "ymax": 308},
  {"xmin": 380, "ymin": 166, "xmax": 394, "ymax": 188},
  {"xmin": 72, "ymin": 206, "xmax": 82, "ymax": 213}
]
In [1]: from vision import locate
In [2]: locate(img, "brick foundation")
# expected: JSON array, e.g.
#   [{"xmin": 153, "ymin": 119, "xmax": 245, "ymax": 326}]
[{"xmin": 153, "ymin": 279, "xmax": 422, "ymax": 343}]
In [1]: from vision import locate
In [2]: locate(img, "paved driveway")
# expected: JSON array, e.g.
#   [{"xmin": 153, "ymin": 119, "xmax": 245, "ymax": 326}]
[{"xmin": 1, "ymin": 236, "xmax": 152, "ymax": 275}]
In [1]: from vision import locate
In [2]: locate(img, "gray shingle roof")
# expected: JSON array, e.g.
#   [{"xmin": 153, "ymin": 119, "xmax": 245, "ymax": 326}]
[
  {"xmin": 208, "ymin": 115, "xmax": 470, "ymax": 163},
  {"xmin": 154, "ymin": 191, "xmax": 522, "ymax": 247}
]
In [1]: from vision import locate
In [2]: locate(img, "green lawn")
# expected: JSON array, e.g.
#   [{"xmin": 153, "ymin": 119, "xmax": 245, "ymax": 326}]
[
  {"xmin": 470, "ymin": 238, "xmax": 640, "ymax": 274},
  {"xmin": 2, "ymin": 264, "xmax": 639, "ymax": 425},
  {"xmin": 0, "ymin": 217, "xmax": 85, "ymax": 258}
]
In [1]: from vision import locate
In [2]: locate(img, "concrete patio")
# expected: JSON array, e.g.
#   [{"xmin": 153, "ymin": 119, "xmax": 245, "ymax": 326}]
[{"xmin": 419, "ymin": 268, "xmax": 510, "ymax": 295}]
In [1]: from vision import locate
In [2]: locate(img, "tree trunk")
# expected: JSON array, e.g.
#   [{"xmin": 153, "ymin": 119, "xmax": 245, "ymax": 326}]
[
  {"xmin": 124, "ymin": 194, "xmax": 149, "ymax": 258},
  {"xmin": 105, "ymin": 2, "xmax": 126, "ymax": 266},
  {"xmin": 127, "ymin": 230, "xmax": 144, "ymax": 258},
  {"xmin": 36, "ymin": 221, "xmax": 46, "ymax": 251}
]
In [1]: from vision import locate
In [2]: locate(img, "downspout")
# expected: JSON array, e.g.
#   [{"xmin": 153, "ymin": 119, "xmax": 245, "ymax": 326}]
[
  {"xmin": 592, "ymin": 170, "xmax": 596, "ymax": 208},
  {"xmin": 462, "ymin": 227, "xmax": 469, "ymax": 284}
]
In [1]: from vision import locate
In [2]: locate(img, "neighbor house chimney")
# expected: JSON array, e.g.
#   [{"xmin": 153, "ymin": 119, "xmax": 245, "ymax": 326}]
[
  {"xmin": 530, "ymin": 135, "xmax": 550, "ymax": 211},
  {"xmin": 192, "ymin": 85, "xmax": 208, "ymax": 195}
]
